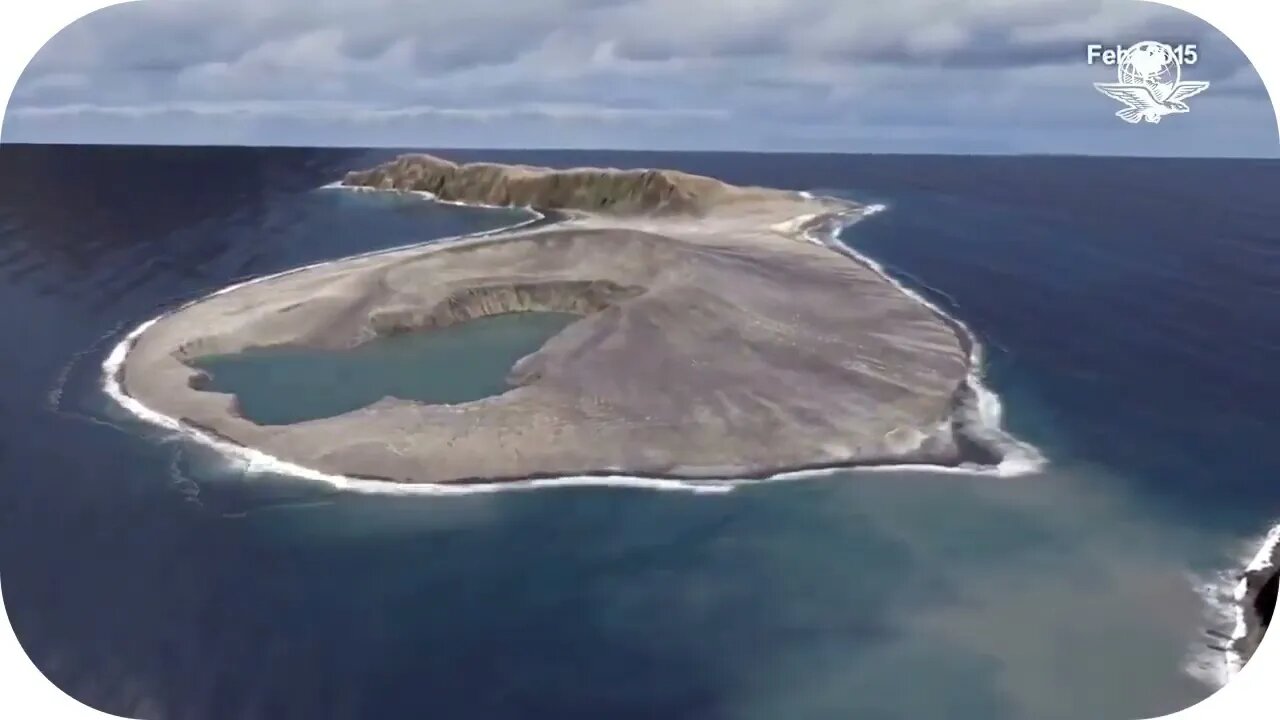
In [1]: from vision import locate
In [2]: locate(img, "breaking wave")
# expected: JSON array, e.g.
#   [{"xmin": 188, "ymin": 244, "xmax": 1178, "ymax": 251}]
[
  {"xmin": 802, "ymin": 201, "xmax": 1046, "ymax": 478},
  {"xmin": 1186, "ymin": 521, "xmax": 1280, "ymax": 688}
]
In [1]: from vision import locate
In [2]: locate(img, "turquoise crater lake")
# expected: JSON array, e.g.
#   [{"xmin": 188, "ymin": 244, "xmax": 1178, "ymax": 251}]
[{"xmin": 192, "ymin": 312, "xmax": 579, "ymax": 425}]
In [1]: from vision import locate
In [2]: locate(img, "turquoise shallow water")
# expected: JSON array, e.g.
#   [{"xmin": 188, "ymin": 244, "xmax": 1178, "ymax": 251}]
[
  {"xmin": 1, "ymin": 146, "xmax": 1277, "ymax": 720},
  {"xmin": 193, "ymin": 312, "xmax": 579, "ymax": 425}
]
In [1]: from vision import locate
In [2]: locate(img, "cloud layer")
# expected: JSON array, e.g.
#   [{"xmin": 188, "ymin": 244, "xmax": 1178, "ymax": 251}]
[{"xmin": 5, "ymin": 0, "xmax": 1276, "ymax": 155}]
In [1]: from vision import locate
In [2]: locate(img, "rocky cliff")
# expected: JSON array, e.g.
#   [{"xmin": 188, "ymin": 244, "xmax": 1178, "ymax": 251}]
[{"xmin": 342, "ymin": 153, "xmax": 780, "ymax": 216}]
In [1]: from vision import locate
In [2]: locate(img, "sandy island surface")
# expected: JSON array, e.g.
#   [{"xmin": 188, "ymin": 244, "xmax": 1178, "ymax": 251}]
[{"xmin": 118, "ymin": 154, "xmax": 993, "ymax": 484}]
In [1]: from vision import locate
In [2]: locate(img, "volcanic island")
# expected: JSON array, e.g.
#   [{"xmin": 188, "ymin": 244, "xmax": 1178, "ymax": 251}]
[{"xmin": 118, "ymin": 154, "xmax": 998, "ymax": 484}]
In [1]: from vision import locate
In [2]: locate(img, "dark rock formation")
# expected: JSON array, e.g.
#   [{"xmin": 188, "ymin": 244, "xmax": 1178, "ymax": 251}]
[{"xmin": 1256, "ymin": 568, "xmax": 1277, "ymax": 629}]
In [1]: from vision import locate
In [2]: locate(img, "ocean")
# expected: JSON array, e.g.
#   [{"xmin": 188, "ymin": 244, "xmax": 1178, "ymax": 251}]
[{"xmin": 0, "ymin": 144, "xmax": 1277, "ymax": 720}]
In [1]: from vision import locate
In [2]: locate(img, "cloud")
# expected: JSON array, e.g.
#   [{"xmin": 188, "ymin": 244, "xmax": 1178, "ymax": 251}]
[
  {"xmin": 4, "ymin": 0, "xmax": 1275, "ymax": 155},
  {"xmin": 9, "ymin": 100, "xmax": 729, "ymax": 123}
]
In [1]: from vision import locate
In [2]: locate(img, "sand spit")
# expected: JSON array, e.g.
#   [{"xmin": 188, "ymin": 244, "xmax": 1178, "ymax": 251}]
[{"xmin": 117, "ymin": 154, "xmax": 989, "ymax": 484}]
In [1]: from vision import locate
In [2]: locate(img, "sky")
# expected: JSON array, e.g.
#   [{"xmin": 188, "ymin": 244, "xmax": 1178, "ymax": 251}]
[{"xmin": 2, "ymin": 0, "xmax": 1277, "ymax": 156}]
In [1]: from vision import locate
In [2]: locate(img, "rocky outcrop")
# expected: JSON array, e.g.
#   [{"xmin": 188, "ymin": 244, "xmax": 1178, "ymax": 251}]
[
  {"xmin": 342, "ymin": 153, "xmax": 781, "ymax": 216},
  {"xmin": 1236, "ymin": 560, "xmax": 1280, "ymax": 665},
  {"xmin": 1256, "ymin": 569, "xmax": 1277, "ymax": 627}
]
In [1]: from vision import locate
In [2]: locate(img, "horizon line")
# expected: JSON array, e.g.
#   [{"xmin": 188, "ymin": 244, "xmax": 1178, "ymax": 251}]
[{"xmin": 1, "ymin": 138, "xmax": 1277, "ymax": 161}]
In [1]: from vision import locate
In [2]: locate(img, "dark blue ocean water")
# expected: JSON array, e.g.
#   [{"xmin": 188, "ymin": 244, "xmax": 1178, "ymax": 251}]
[{"xmin": 0, "ymin": 145, "xmax": 1278, "ymax": 720}]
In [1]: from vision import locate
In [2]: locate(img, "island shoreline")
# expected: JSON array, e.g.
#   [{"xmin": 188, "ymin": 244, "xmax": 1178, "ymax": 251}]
[{"xmin": 103, "ymin": 158, "xmax": 1045, "ymax": 492}]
